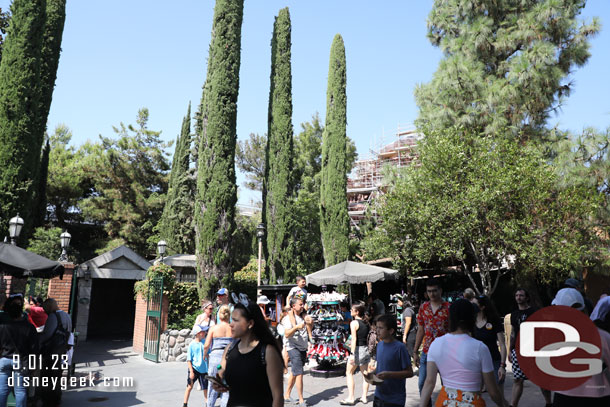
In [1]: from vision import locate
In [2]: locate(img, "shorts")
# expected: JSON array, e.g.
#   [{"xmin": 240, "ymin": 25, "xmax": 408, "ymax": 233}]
[
  {"xmin": 287, "ymin": 348, "xmax": 307, "ymax": 376},
  {"xmin": 510, "ymin": 349, "xmax": 527, "ymax": 381},
  {"xmin": 373, "ymin": 396, "xmax": 403, "ymax": 407},
  {"xmin": 352, "ymin": 346, "xmax": 370, "ymax": 366},
  {"xmin": 186, "ymin": 369, "xmax": 208, "ymax": 389}
]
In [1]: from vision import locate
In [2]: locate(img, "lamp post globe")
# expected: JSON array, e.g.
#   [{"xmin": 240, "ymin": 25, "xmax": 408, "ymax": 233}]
[
  {"xmin": 59, "ymin": 230, "xmax": 71, "ymax": 262},
  {"xmin": 8, "ymin": 214, "xmax": 24, "ymax": 246},
  {"xmin": 157, "ymin": 240, "xmax": 167, "ymax": 262},
  {"xmin": 256, "ymin": 223, "xmax": 265, "ymax": 239}
]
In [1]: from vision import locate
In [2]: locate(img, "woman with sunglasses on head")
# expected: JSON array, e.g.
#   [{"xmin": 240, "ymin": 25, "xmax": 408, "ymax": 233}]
[
  {"xmin": 195, "ymin": 300, "xmax": 216, "ymax": 331},
  {"xmin": 204, "ymin": 305, "xmax": 232, "ymax": 407},
  {"xmin": 472, "ymin": 295, "xmax": 507, "ymax": 398},
  {"xmin": 213, "ymin": 301, "xmax": 284, "ymax": 407}
]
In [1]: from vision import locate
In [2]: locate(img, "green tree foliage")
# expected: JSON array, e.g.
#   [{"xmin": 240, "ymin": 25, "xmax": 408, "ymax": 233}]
[
  {"xmin": 195, "ymin": 0, "xmax": 244, "ymax": 299},
  {"xmin": 0, "ymin": 6, "xmax": 10, "ymax": 63},
  {"xmin": 236, "ymin": 132, "xmax": 266, "ymax": 191},
  {"xmin": 0, "ymin": 0, "xmax": 46, "ymax": 236},
  {"xmin": 26, "ymin": 226, "xmax": 62, "ymax": 261},
  {"xmin": 36, "ymin": 0, "xmax": 66, "ymax": 140},
  {"xmin": 320, "ymin": 34, "xmax": 350, "ymax": 267},
  {"xmin": 378, "ymin": 126, "xmax": 602, "ymax": 295},
  {"xmin": 415, "ymin": 0, "xmax": 600, "ymax": 141},
  {"xmin": 46, "ymin": 125, "xmax": 92, "ymax": 227},
  {"xmin": 81, "ymin": 109, "xmax": 170, "ymax": 256},
  {"xmin": 159, "ymin": 103, "xmax": 195, "ymax": 255},
  {"xmin": 264, "ymin": 7, "xmax": 294, "ymax": 282}
]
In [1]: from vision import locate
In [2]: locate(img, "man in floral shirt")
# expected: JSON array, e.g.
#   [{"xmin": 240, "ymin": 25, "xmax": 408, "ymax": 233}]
[{"xmin": 413, "ymin": 278, "xmax": 450, "ymax": 403}]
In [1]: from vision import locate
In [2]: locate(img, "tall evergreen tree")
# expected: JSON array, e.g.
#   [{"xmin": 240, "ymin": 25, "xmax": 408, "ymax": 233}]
[
  {"xmin": 0, "ymin": 0, "xmax": 46, "ymax": 236},
  {"xmin": 160, "ymin": 102, "xmax": 195, "ymax": 255},
  {"xmin": 36, "ymin": 0, "xmax": 66, "ymax": 141},
  {"xmin": 415, "ymin": 0, "xmax": 599, "ymax": 141},
  {"xmin": 263, "ymin": 7, "xmax": 294, "ymax": 282},
  {"xmin": 320, "ymin": 34, "xmax": 350, "ymax": 267},
  {"xmin": 194, "ymin": 0, "xmax": 244, "ymax": 299}
]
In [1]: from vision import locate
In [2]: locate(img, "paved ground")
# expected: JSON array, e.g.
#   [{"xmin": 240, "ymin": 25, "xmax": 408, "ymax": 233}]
[{"xmin": 62, "ymin": 341, "xmax": 548, "ymax": 407}]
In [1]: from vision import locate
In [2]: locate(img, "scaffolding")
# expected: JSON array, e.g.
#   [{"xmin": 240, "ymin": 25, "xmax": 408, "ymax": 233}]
[{"xmin": 347, "ymin": 125, "xmax": 422, "ymax": 229}]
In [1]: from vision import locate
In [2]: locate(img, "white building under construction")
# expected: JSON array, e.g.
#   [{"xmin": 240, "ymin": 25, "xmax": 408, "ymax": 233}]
[{"xmin": 347, "ymin": 126, "xmax": 422, "ymax": 229}]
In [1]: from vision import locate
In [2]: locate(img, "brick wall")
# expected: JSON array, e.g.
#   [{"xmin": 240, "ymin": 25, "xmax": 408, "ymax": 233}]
[
  {"xmin": 132, "ymin": 293, "xmax": 169, "ymax": 354},
  {"xmin": 1, "ymin": 275, "xmax": 27, "ymax": 298},
  {"xmin": 47, "ymin": 264, "xmax": 75, "ymax": 312}
]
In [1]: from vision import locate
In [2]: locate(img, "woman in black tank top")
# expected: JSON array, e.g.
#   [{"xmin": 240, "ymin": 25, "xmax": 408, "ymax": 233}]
[
  {"xmin": 342, "ymin": 303, "xmax": 371, "ymax": 405},
  {"xmin": 216, "ymin": 301, "xmax": 284, "ymax": 407}
]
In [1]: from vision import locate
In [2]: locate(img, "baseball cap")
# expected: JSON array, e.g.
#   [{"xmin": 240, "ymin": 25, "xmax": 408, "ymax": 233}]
[
  {"xmin": 192, "ymin": 324, "xmax": 209, "ymax": 335},
  {"xmin": 257, "ymin": 295, "xmax": 270, "ymax": 305},
  {"xmin": 217, "ymin": 288, "xmax": 228, "ymax": 296},
  {"xmin": 563, "ymin": 278, "xmax": 582, "ymax": 289},
  {"xmin": 590, "ymin": 295, "xmax": 610, "ymax": 322},
  {"xmin": 552, "ymin": 288, "xmax": 585, "ymax": 310}
]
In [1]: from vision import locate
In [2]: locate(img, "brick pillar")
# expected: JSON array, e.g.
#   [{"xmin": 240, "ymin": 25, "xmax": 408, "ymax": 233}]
[
  {"xmin": 47, "ymin": 263, "xmax": 75, "ymax": 312},
  {"xmin": 133, "ymin": 293, "xmax": 147, "ymax": 353},
  {"xmin": 1, "ymin": 275, "xmax": 27, "ymax": 298},
  {"xmin": 133, "ymin": 293, "xmax": 169, "ymax": 354}
]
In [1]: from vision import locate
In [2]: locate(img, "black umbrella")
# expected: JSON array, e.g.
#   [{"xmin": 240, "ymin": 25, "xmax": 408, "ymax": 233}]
[{"xmin": 0, "ymin": 243, "xmax": 64, "ymax": 279}]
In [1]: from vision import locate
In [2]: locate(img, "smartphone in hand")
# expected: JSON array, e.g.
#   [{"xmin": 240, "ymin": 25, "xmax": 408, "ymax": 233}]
[{"xmin": 204, "ymin": 374, "xmax": 229, "ymax": 391}]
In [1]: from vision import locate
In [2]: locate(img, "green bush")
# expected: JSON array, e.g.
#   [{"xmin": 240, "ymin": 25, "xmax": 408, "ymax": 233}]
[
  {"xmin": 167, "ymin": 310, "xmax": 200, "ymax": 331},
  {"xmin": 134, "ymin": 263, "xmax": 176, "ymax": 300},
  {"xmin": 168, "ymin": 282, "xmax": 200, "ymax": 326}
]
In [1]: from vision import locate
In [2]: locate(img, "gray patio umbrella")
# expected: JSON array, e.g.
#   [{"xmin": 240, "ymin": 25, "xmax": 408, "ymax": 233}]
[
  {"xmin": 0, "ymin": 243, "xmax": 65, "ymax": 279},
  {"xmin": 306, "ymin": 260, "xmax": 398, "ymax": 286}
]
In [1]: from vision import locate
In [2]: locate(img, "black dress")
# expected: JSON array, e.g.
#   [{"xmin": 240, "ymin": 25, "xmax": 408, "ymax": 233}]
[{"xmin": 224, "ymin": 340, "xmax": 273, "ymax": 407}]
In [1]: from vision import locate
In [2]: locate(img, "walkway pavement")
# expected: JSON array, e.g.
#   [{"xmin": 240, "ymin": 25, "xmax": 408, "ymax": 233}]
[{"xmin": 62, "ymin": 340, "xmax": 548, "ymax": 407}]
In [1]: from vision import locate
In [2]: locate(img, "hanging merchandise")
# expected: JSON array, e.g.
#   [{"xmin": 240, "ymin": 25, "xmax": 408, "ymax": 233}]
[{"xmin": 306, "ymin": 291, "xmax": 349, "ymax": 366}]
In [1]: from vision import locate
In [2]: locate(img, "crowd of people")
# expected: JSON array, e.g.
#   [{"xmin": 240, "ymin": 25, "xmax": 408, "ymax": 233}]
[
  {"xmin": 0, "ymin": 294, "xmax": 73, "ymax": 407},
  {"xmin": 183, "ymin": 278, "xmax": 610, "ymax": 407}
]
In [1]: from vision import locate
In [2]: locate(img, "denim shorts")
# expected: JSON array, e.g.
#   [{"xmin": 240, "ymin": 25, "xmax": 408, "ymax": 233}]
[
  {"xmin": 353, "ymin": 346, "xmax": 371, "ymax": 366},
  {"xmin": 287, "ymin": 348, "xmax": 307, "ymax": 376},
  {"xmin": 187, "ymin": 369, "xmax": 208, "ymax": 389}
]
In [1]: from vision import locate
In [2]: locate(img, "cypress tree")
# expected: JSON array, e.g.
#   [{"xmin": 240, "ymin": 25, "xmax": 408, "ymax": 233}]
[
  {"xmin": 0, "ymin": 0, "xmax": 46, "ymax": 235},
  {"xmin": 195, "ymin": 0, "xmax": 244, "ymax": 299},
  {"xmin": 263, "ymin": 7, "xmax": 294, "ymax": 283},
  {"xmin": 320, "ymin": 34, "xmax": 350, "ymax": 267},
  {"xmin": 36, "ymin": 0, "xmax": 66, "ymax": 141},
  {"xmin": 160, "ymin": 102, "xmax": 194, "ymax": 255}
]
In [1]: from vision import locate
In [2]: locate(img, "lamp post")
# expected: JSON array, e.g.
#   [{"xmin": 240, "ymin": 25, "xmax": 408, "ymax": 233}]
[
  {"xmin": 157, "ymin": 240, "xmax": 167, "ymax": 263},
  {"xmin": 59, "ymin": 230, "xmax": 71, "ymax": 262},
  {"xmin": 8, "ymin": 214, "xmax": 24, "ymax": 246},
  {"xmin": 256, "ymin": 223, "xmax": 265, "ymax": 294}
]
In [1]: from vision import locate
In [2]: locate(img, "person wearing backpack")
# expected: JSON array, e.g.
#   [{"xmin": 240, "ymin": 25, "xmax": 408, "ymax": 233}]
[
  {"xmin": 0, "ymin": 294, "xmax": 38, "ymax": 407},
  {"xmin": 39, "ymin": 298, "xmax": 72, "ymax": 407},
  {"xmin": 212, "ymin": 301, "xmax": 284, "ymax": 407}
]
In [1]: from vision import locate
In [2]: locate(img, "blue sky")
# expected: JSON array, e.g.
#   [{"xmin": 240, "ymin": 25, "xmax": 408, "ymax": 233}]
[{"xmin": 2, "ymin": 1, "xmax": 609, "ymax": 205}]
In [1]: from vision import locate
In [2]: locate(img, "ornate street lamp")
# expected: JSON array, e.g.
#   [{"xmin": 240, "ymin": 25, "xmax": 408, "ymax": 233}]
[
  {"xmin": 157, "ymin": 240, "xmax": 167, "ymax": 263},
  {"xmin": 256, "ymin": 223, "xmax": 265, "ymax": 294},
  {"xmin": 59, "ymin": 230, "xmax": 71, "ymax": 262},
  {"xmin": 8, "ymin": 214, "xmax": 24, "ymax": 246}
]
